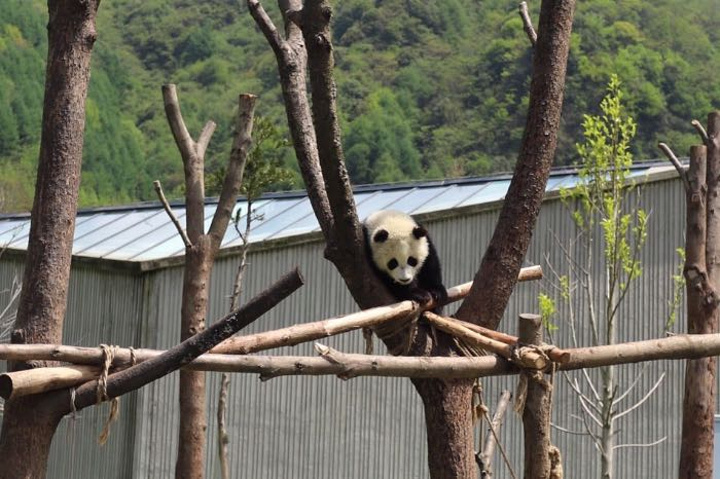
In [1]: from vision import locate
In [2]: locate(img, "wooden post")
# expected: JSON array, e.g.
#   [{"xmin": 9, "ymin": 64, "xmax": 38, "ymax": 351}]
[
  {"xmin": 518, "ymin": 314, "xmax": 554, "ymax": 479},
  {"xmin": 679, "ymin": 116, "xmax": 718, "ymax": 479}
]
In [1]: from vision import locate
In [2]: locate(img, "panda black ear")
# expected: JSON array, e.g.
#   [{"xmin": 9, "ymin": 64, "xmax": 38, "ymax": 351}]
[
  {"xmin": 413, "ymin": 226, "xmax": 427, "ymax": 239},
  {"xmin": 373, "ymin": 229, "xmax": 389, "ymax": 243}
]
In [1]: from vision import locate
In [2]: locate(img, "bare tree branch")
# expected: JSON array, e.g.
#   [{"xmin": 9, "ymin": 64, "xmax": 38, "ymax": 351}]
[
  {"xmin": 658, "ymin": 142, "xmax": 689, "ymax": 191},
  {"xmin": 691, "ymin": 119, "xmax": 709, "ymax": 144},
  {"xmin": 208, "ymin": 94, "xmax": 257, "ymax": 245},
  {"xmin": 247, "ymin": 0, "xmax": 334, "ymax": 237},
  {"xmin": 565, "ymin": 376, "xmax": 601, "ymax": 414},
  {"xmin": 613, "ymin": 372, "xmax": 665, "ymax": 421},
  {"xmin": 247, "ymin": 0, "xmax": 285, "ymax": 57},
  {"xmin": 162, "ymin": 84, "xmax": 211, "ymax": 241},
  {"xmin": 580, "ymin": 369, "xmax": 601, "ymax": 402},
  {"xmin": 550, "ymin": 422, "xmax": 589, "ymax": 436},
  {"xmin": 197, "ymin": 121, "xmax": 217, "ymax": 160},
  {"xmin": 612, "ymin": 437, "xmax": 667, "ymax": 450},
  {"xmin": 612, "ymin": 365, "xmax": 646, "ymax": 406},
  {"xmin": 518, "ymin": 2, "xmax": 538, "ymax": 46},
  {"xmin": 576, "ymin": 391, "xmax": 603, "ymax": 427},
  {"xmin": 301, "ymin": 0, "xmax": 360, "ymax": 246},
  {"xmin": 478, "ymin": 390, "xmax": 513, "ymax": 478},
  {"xmin": 579, "ymin": 412, "xmax": 603, "ymax": 450},
  {"xmin": 153, "ymin": 180, "xmax": 192, "ymax": 248}
]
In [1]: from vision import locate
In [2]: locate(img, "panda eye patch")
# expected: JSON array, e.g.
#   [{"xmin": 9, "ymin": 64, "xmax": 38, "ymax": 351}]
[
  {"xmin": 407, "ymin": 257, "xmax": 418, "ymax": 267},
  {"xmin": 387, "ymin": 259, "xmax": 399, "ymax": 270}
]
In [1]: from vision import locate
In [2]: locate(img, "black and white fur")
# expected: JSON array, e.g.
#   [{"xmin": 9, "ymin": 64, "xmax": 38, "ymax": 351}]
[{"xmin": 363, "ymin": 210, "xmax": 447, "ymax": 312}]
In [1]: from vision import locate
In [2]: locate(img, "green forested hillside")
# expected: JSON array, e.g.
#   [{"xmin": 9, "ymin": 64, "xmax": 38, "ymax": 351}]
[{"xmin": 0, "ymin": 0, "xmax": 718, "ymax": 211}]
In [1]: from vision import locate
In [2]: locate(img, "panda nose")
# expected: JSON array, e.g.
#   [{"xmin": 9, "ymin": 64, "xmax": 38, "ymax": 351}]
[{"xmin": 397, "ymin": 268, "xmax": 413, "ymax": 283}]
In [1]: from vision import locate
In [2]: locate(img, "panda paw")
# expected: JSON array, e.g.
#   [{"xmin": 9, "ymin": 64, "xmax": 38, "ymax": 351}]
[
  {"xmin": 430, "ymin": 288, "xmax": 448, "ymax": 306},
  {"xmin": 410, "ymin": 289, "xmax": 434, "ymax": 306}
]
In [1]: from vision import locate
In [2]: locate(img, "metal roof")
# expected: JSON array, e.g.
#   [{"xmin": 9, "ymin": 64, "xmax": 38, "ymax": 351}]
[{"xmin": 0, "ymin": 163, "xmax": 678, "ymax": 265}]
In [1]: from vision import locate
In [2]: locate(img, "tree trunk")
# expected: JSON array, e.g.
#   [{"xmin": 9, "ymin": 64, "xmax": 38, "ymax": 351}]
[
  {"xmin": 599, "ymin": 363, "xmax": 615, "ymax": 479},
  {"xmin": 412, "ymin": 378, "xmax": 476, "ymax": 478},
  {"xmin": 0, "ymin": 1, "xmax": 100, "ymax": 477},
  {"xmin": 679, "ymin": 132, "xmax": 716, "ymax": 477},
  {"xmin": 176, "ymin": 238, "xmax": 213, "ymax": 479}
]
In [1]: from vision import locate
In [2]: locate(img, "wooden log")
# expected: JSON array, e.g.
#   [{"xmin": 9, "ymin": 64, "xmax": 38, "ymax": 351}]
[
  {"xmin": 445, "ymin": 265, "xmax": 542, "ymax": 303},
  {"xmin": 425, "ymin": 311, "xmax": 514, "ymax": 358},
  {"xmin": 214, "ymin": 265, "xmax": 543, "ymax": 354},
  {"xmin": 0, "ymin": 365, "xmax": 100, "ymax": 400},
  {"xmin": 6, "ymin": 332, "xmax": 720, "ymax": 380},
  {"xmin": 425, "ymin": 312, "xmax": 547, "ymax": 369},
  {"xmin": 440, "ymin": 316, "xmax": 571, "ymax": 364},
  {"xmin": 212, "ymin": 301, "xmax": 419, "ymax": 354}
]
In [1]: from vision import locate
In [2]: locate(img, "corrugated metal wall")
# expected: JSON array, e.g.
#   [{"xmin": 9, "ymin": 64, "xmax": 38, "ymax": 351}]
[
  {"xmin": 1, "ymin": 175, "xmax": 711, "ymax": 478},
  {"xmin": 0, "ymin": 258, "xmax": 145, "ymax": 479}
]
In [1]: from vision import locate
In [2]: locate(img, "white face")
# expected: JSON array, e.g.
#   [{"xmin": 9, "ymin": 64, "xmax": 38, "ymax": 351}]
[{"xmin": 371, "ymin": 232, "xmax": 429, "ymax": 285}]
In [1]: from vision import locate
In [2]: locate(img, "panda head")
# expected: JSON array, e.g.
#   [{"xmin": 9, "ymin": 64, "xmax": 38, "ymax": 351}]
[{"xmin": 365, "ymin": 210, "xmax": 430, "ymax": 285}]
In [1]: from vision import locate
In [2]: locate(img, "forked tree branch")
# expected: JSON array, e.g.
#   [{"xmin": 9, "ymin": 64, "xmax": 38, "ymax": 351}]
[
  {"xmin": 162, "ymin": 84, "xmax": 215, "ymax": 241},
  {"xmin": 301, "ymin": 0, "xmax": 363, "ymax": 256},
  {"xmin": 247, "ymin": 0, "xmax": 334, "ymax": 237}
]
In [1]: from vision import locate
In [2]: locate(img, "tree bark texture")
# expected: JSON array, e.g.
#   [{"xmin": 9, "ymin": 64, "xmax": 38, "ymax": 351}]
[
  {"xmin": 412, "ymin": 378, "xmax": 476, "ymax": 478},
  {"xmin": 454, "ymin": 0, "xmax": 576, "ymax": 330},
  {"xmin": 177, "ymin": 238, "xmax": 214, "ymax": 479},
  {"xmin": 679, "ymin": 116, "xmax": 719, "ymax": 479},
  {"xmin": 0, "ymin": 1, "xmax": 100, "ymax": 478}
]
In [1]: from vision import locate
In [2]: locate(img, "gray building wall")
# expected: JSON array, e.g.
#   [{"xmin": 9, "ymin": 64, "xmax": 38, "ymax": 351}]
[{"xmin": 0, "ymin": 174, "xmax": 709, "ymax": 478}]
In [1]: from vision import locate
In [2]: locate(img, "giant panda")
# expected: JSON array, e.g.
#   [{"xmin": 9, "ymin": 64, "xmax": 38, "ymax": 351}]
[{"xmin": 363, "ymin": 209, "xmax": 447, "ymax": 312}]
